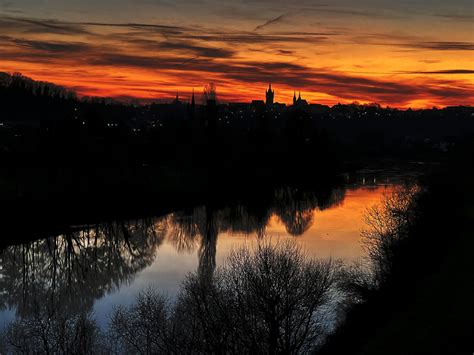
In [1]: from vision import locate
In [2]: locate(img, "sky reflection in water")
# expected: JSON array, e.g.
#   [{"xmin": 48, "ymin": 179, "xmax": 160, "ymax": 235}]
[
  {"xmin": 0, "ymin": 179, "xmax": 403, "ymax": 328},
  {"xmin": 94, "ymin": 185, "xmax": 395, "ymax": 326}
]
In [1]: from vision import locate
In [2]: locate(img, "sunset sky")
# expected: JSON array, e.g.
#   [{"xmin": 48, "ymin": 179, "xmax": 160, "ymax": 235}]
[{"xmin": 0, "ymin": 0, "xmax": 473, "ymax": 107}]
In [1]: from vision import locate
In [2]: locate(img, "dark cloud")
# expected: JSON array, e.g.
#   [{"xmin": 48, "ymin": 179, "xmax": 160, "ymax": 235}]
[
  {"xmin": 348, "ymin": 32, "xmax": 474, "ymax": 52},
  {"xmin": 11, "ymin": 38, "xmax": 90, "ymax": 53},
  {"xmin": 277, "ymin": 49, "xmax": 295, "ymax": 55},
  {"xmin": 265, "ymin": 30, "xmax": 343, "ymax": 36},
  {"xmin": 89, "ymin": 53, "xmax": 163, "ymax": 69},
  {"xmin": 87, "ymin": 52, "xmax": 311, "ymax": 79},
  {"xmin": 1, "ymin": 15, "xmax": 333, "ymax": 50},
  {"xmin": 72, "ymin": 21, "xmax": 188, "ymax": 36},
  {"xmin": 129, "ymin": 39, "xmax": 235, "ymax": 59},
  {"xmin": 183, "ymin": 32, "xmax": 328, "ymax": 44},
  {"xmin": 418, "ymin": 59, "xmax": 440, "ymax": 64},
  {"xmin": 402, "ymin": 69, "xmax": 474, "ymax": 75},
  {"xmin": 0, "ymin": 15, "xmax": 191, "ymax": 37},
  {"xmin": 254, "ymin": 13, "xmax": 289, "ymax": 31},
  {"xmin": 0, "ymin": 16, "xmax": 90, "ymax": 35},
  {"xmin": 306, "ymin": 7, "xmax": 406, "ymax": 20},
  {"xmin": 413, "ymin": 41, "xmax": 474, "ymax": 51},
  {"xmin": 159, "ymin": 41, "xmax": 234, "ymax": 58}
]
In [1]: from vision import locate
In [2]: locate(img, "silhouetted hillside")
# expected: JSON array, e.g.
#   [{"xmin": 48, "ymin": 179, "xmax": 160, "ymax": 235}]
[{"xmin": 0, "ymin": 72, "xmax": 473, "ymax": 244}]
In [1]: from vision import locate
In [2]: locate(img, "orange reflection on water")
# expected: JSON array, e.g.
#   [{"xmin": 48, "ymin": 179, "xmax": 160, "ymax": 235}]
[
  {"xmin": 214, "ymin": 186, "xmax": 394, "ymax": 263},
  {"xmin": 92, "ymin": 184, "xmax": 395, "ymax": 321}
]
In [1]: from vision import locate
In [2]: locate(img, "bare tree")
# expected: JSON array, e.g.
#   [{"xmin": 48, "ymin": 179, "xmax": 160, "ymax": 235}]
[
  {"xmin": 203, "ymin": 83, "xmax": 217, "ymax": 103},
  {"xmin": 107, "ymin": 240, "xmax": 339, "ymax": 354},
  {"xmin": 361, "ymin": 185, "xmax": 420, "ymax": 286},
  {"xmin": 109, "ymin": 287, "xmax": 170, "ymax": 354},
  {"xmin": 3, "ymin": 311, "xmax": 101, "ymax": 354},
  {"xmin": 174, "ymin": 240, "xmax": 339, "ymax": 354}
]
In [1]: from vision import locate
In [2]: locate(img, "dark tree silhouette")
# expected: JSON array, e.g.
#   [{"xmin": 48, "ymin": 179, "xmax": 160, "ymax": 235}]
[{"xmin": 173, "ymin": 240, "xmax": 339, "ymax": 353}]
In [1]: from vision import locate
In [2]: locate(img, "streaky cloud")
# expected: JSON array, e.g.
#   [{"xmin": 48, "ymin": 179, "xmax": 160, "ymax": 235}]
[
  {"xmin": 128, "ymin": 38, "xmax": 235, "ymax": 59},
  {"xmin": 433, "ymin": 13, "xmax": 474, "ymax": 22},
  {"xmin": 413, "ymin": 41, "xmax": 474, "ymax": 51},
  {"xmin": 10, "ymin": 38, "xmax": 91, "ymax": 53},
  {"xmin": 0, "ymin": 16, "xmax": 90, "ymax": 35},
  {"xmin": 254, "ymin": 13, "xmax": 289, "ymax": 31},
  {"xmin": 401, "ymin": 69, "xmax": 474, "ymax": 75}
]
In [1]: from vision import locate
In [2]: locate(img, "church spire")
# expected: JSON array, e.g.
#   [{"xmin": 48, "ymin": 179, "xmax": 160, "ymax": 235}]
[{"xmin": 266, "ymin": 83, "xmax": 274, "ymax": 106}]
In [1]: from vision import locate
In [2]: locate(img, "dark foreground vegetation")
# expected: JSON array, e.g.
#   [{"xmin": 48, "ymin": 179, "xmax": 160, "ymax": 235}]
[
  {"xmin": 320, "ymin": 143, "xmax": 474, "ymax": 355},
  {"xmin": 1, "ymin": 241, "xmax": 340, "ymax": 354}
]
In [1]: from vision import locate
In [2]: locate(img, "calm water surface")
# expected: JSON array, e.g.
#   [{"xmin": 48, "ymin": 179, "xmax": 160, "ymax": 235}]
[{"xmin": 0, "ymin": 170, "xmax": 418, "ymax": 328}]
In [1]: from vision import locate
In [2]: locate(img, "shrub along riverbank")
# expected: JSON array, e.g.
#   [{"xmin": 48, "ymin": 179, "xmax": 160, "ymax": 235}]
[{"xmin": 319, "ymin": 144, "xmax": 474, "ymax": 355}]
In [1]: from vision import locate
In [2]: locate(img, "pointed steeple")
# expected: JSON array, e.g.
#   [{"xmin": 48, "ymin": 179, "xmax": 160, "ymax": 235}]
[
  {"xmin": 293, "ymin": 91, "xmax": 297, "ymax": 105},
  {"xmin": 298, "ymin": 91, "xmax": 301, "ymax": 100},
  {"xmin": 266, "ymin": 83, "xmax": 274, "ymax": 106}
]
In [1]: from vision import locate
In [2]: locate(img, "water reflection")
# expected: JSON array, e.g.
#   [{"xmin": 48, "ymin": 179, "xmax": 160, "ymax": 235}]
[
  {"xmin": 168, "ymin": 186, "xmax": 345, "ymax": 277},
  {"xmin": 0, "ymin": 219, "xmax": 166, "ymax": 319},
  {"xmin": 0, "ymin": 176, "xmax": 404, "ymax": 326}
]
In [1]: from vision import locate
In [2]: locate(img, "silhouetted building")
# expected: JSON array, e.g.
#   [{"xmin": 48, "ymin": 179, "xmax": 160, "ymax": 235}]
[
  {"xmin": 309, "ymin": 103, "xmax": 330, "ymax": 114},
  {"xmin": 294, "ymin": 91, "xmax": 308, "ymax": 107},
  {"xmin": 252, "ymin": 100, "xmax": 265, "ymax": 107},
  {"xmin": 266, "ymin": 84, "xmax": 274, "ymax": 106},
  {"xmin": 173, "ymin": 92, "xmax": 181, "ymax": 105}
]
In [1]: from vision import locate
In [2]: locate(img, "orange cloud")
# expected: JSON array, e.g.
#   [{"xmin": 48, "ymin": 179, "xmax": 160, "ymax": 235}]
[{"xmin": 1, "ymin": 15, "xmax": 472, "ymax": 108}]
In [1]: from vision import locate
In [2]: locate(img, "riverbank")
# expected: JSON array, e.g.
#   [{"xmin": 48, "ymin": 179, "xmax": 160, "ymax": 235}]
[
  {"xmin": 0, "ymin": 158, "xmax": 428, "ymax": 249},
  {"xmin": 0, "ymin": 160, "xmax": 346, "ymax": 248},
  {"xmin": 319, "ymin": 145, "xmax": 474, "ymax": 355}
]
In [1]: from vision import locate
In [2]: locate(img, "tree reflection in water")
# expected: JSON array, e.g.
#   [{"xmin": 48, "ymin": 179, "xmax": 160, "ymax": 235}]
[
  {"xmin": 0, "ymin": 183, "xmax": 346, "ymax": 327},
  {"xmin": 274, "ymin": 186, "xmax": 345, "ymax": 236},
  {"xmin": 0, "ymin": 219, "xmax": 166, "ymax": 319},
  {"xmin": 167, "ymin": 185, "xmax": 346, "ymax": 277}
]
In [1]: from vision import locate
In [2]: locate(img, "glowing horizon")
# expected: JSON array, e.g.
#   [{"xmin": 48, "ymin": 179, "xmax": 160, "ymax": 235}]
[{"xmin": 1, "ymin": 0, "xmax": 473, "ymax": 108}]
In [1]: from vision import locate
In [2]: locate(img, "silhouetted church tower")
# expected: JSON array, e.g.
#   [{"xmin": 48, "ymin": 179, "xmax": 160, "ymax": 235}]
[
  {"xmin": 189, "ymin": 88, "xmax": 196, "ymax": 119},
  {"xmin": 266, "ymin": 83, "xmax": 274, "ymax": 106},
  {"xmin": 293, "ymin": 91, "xmax": 297, "ymax": 106}
]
